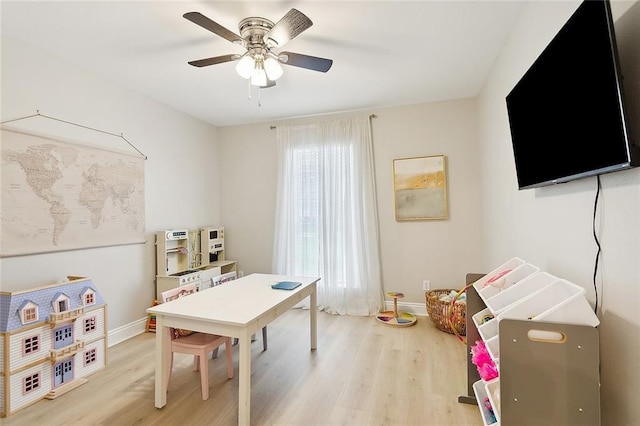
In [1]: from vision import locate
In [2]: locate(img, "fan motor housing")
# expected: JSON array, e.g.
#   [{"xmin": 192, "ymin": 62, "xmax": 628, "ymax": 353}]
[{"xmin": 239, "ymin": 17, "xmax": 274, "ymax": 45}]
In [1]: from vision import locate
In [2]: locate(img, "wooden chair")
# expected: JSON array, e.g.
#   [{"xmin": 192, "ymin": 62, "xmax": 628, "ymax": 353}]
[{"xmin": 161, "ymin": 284, "xmax": 233, "ymax": 400}]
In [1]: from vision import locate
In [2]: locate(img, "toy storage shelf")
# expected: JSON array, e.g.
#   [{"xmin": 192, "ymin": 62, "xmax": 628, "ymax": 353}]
[{"xmin": 460, "ymin": 259, "xmax": 601, "ymax": 426}]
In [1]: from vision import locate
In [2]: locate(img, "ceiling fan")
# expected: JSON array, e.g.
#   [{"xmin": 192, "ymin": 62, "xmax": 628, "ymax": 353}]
[{"xmin": 183, "ymin": 9, "xmax": 333, "ymax": 88}]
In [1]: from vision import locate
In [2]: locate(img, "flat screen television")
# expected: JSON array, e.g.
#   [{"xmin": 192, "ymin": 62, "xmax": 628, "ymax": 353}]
[{"xmin": 506, "ymin": 0, "xmax": 639, "ymax": 190}]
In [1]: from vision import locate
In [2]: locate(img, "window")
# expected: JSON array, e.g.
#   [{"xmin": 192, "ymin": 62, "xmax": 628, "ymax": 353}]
[
  {"xmin": 19, "ymin": 302, "xmax": 39, "ymax": 325},
  {"xmin": 273, "ymin": 117, "xmax": 384, "ymax": 315},
  {"xmin": 84, "ymin": 316, "xmax": 96, "ymax": 333},
  {"xmin": 24, "ymin": 307, "xmax": 37, "ymax": 322},
  {"xmin": 52, "ymin": 293, "xmax": 70, "ymax": 313},
  {"xmin": 23, "ymin": 335, "xmax": 40, "ymax": 355},
  {"xmin": 83, "ymin": 289, "xmax": 96, "ymax": 306},
  {"xmin": 84, "ymin": 348, "xmax": 97, "ymax": 366},
  {"xmin": 291, "ymin": 145, "xmax": 321, "ymax": 277},
  {"xmin": 23, "ymin": 373, "xmax": 40, "ymax": 394}
]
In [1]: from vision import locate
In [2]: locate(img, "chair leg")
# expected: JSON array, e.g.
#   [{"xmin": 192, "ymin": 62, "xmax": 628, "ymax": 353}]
[
  {"xmin": 225, "ymin": 338, "xmax": 234, "ymax": 379},
  {"xmin": 262, "ymin": 326, "xmax": 268, "ymax": 351},
  {"xmin": 199, "ymin": 351, "xmax": 209, "ymax": 400}
]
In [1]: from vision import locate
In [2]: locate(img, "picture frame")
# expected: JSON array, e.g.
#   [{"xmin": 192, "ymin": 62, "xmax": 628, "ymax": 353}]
[{"xmin": 393, "ymin": 155, "xmax": 448, "ymax": 221}]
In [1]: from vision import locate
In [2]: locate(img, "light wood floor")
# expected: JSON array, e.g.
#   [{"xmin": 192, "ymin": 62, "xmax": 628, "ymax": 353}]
[{"xmin": 3, "ymin": 310, "xmax": 482, "ymax": 426}]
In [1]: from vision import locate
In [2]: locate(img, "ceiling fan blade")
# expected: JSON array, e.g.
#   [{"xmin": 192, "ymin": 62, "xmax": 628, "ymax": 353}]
[
  {"xmin": 264, "ymin": 9, "xmax": 313, "ymax": 48},
  {"xmin": 188, "ymin": 54, "xmax": 241, "ymax": 68},
  {"xmin": 183, "ymin": 12, "xmax": 245, "ymax": 46},
  {"xmin": 279, "ymin": 51, "xmax": 333, "ymax": 73}
]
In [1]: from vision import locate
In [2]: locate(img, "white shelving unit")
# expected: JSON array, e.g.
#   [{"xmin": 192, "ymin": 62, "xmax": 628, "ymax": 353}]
[{"xmin": 463, "ymin": 258, "xmax": 601, "ymax": 426}]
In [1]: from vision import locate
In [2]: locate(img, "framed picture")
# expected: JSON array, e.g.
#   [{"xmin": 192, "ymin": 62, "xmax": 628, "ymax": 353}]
[{"xmin": 393, "ymin": 155, "xmax": 448, "ymax": 221}]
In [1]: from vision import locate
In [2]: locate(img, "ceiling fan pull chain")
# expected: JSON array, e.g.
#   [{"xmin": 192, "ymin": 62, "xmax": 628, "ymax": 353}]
[
  {"xmin": 258, "ymin": 87, "xmax": 262, "ymax": 107},
  {"xmin": 247, "ymin": 79, "xmax": 252, "ymax": 100}
]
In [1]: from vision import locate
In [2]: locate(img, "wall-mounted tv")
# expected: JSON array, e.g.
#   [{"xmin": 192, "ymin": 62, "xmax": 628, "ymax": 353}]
[{"xmin": 506, "ymin": 0, "xmax": 639, "ymax": 190}]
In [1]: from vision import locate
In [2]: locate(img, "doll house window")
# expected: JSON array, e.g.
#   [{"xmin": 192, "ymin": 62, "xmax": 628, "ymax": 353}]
[
  {"xmin": 19, "ymin": 302, "xmax": 39, "ymax": 325},
  {"xmin": 23, "ymin": 335, "xmax": 40, "ymax": 355},
  {"xmin": 52, "ymin": 293, "xmax": 70, "ymax": 313},
  {"xmin": 84, "ymin": 348, "xmax": 97, "ymax": 366},
  {"xmin": 23, "ymin": 372, "xmax": 40, "ymax": 394},
  {"xmin": 83, "ymin": 316, "xmax": 96, "ymax": 333},
  {"xmin": 82, "ymin": 288, "xmax": 96, "ymax": 306}
]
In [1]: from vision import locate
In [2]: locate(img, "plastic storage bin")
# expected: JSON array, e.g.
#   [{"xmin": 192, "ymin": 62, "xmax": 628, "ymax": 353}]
[
  {"xmin": 478, "ymin": 316, "xmax": 499, "ymax": 342},
  {"xmin": 485, "ymin": 335, "xmax": 500, "ymax": 362},
  {"xmin": 473, "ymin": 258, "xmax": 525, "ymax": 293},
  {"xmin": 473, "ymin": 380, "xmax": 500, "ymax": 426},
  {"xmin": 485, "ymin": 271, "xmax": 559, "ymax": 314},
  {"xmin": 485, "ymin": 378, "xmax": 501, "ymax": 423},
  {"xmin": 472, "ymin": 308, "xmax": 495, "ymax": 329},
  {"xmin": 474, "ymin": 260, "xmax": 540, "ymax": 305},
  {"xmin": 497, "ymin": 279, "xmax": 599, "ymax": 327}
]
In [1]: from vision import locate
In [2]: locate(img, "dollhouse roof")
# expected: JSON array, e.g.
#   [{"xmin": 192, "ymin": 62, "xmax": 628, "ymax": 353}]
[{"xmin": 0, "ymin": 276, "xmax": 106, "ymax": 333}]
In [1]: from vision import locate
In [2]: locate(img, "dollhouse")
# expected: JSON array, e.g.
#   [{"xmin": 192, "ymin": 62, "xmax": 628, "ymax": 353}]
[{"xmin": 0, "ymin": 276, "xmax": 107, "ymax": 417}]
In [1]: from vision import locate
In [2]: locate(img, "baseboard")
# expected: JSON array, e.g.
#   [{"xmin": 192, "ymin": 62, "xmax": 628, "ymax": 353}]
[{"xmin": 108, "ymin": 318, "xmax": 146, "ymax": 347}]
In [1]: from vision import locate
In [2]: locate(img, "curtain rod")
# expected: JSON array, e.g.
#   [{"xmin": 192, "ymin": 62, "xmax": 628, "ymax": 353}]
[
  {"xmin": 1, "ymin": 110, "xmax": 148, "ymax": 159},
  {"xmin": 269, "ymin": 113, "xmax": 377, "ymax": 130}
]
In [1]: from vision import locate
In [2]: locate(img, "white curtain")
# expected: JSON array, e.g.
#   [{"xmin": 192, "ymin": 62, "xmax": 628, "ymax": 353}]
[{"xmin": 272, "ymin": 116, "xmax": 384, "ymax": 315}]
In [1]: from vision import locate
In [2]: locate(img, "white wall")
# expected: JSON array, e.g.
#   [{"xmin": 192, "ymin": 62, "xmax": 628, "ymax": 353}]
[
  {"xmin": 477, "ymin": 1, "xmax": 640, "ymax": 424},
  {"xmin": 1, "ymin": 37, "xmax": 221, "ymax": 341},
  {"xmin": 218, "ymin": 100, "xmax": 485, "ymax": 308},
  {"xmin": 216, "ymin": 122, "xmax": 279, "ymax": 277}
]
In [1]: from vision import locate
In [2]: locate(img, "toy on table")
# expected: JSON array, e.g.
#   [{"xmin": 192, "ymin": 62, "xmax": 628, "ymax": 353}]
[{"xmin": 375, "ymin": 291, "xmax": 417, "ymax": 327}]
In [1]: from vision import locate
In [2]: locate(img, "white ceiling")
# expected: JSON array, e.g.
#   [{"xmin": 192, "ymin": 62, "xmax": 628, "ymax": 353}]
[{"xmin": 1, "ymin": 1, "xmax": 526, "ymax": 127}]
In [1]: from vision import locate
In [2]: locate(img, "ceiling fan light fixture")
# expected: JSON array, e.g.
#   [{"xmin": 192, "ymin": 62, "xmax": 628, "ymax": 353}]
[
  {"xmin": 264, "ymin": 57, "xmax": 284, "ymax": 81},
  {"xmin": 250, "ymin": 63, "xmax": 267, "ymax": 87},
  {"xmin": 235, "ymin": 55, "xmax": 255, "ymax": 79}
]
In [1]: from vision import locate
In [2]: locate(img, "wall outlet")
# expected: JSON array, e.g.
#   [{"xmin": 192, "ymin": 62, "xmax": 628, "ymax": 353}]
[{"xmin": 423, "ymin": 280, "xmax": 431, "ymax": 291}]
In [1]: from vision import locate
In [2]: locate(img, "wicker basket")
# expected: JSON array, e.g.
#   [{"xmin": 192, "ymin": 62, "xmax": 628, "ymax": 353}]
[{"xmin": 425, "ymin": 289, "xmax": 466, "ymax": 335}]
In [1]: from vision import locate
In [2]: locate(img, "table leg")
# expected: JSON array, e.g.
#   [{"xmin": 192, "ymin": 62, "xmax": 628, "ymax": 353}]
[
  {"xmin": 238, "ymin": 328, "xmax": 252, "ymax": 426},
  {"xmin": 310, "ymin": 285, "xmax": 317, "ymax": 350},
  {"xmin": 154, "ymin": 316, "xmax": 168, "ymax": 408}
]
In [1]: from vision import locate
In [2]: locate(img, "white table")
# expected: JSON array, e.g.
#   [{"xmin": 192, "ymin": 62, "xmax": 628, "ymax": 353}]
[{"xmin": 147, "ymin": 273, "xmax": 319, "ymax": 426}]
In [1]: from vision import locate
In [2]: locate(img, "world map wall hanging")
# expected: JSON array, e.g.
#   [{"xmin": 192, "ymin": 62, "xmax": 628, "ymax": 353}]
[{"xmin": 1, "ymin": 128, "xmax": 145, "ymax": 256}]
